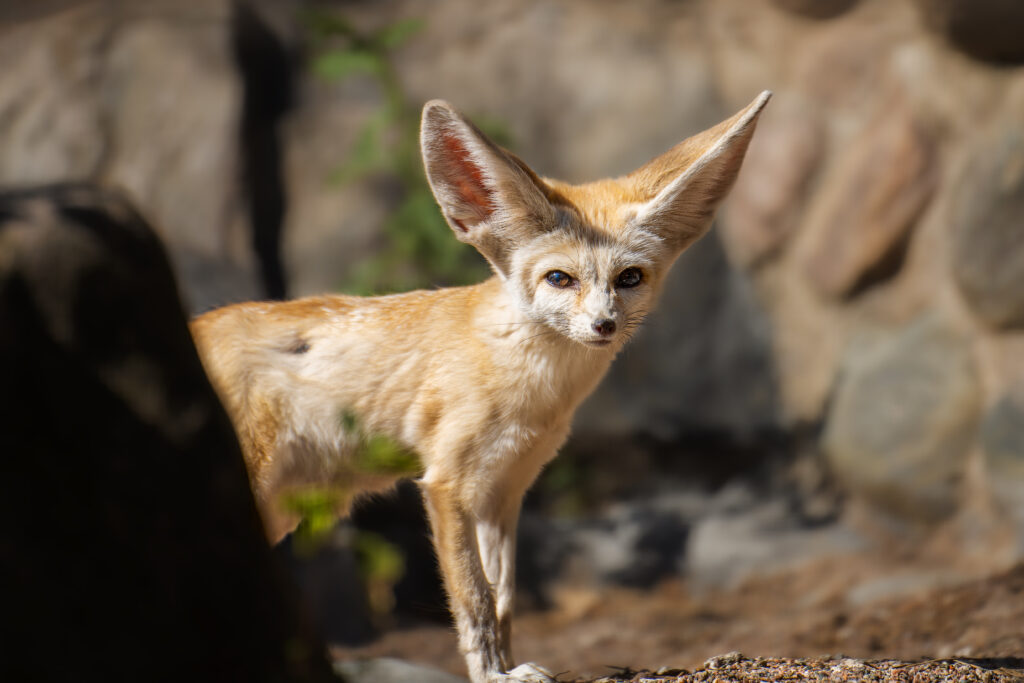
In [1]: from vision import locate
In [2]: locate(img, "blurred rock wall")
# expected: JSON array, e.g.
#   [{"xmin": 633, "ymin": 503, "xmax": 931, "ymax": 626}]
[{"xmin": 3, "ymin": 0, "xmax": 1024, "ymax": 551}]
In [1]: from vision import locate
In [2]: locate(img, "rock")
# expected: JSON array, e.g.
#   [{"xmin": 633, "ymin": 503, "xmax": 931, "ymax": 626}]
[
  {"xmin": 0, "ymin": 5, "xmax": 108, "ymax": 182},
  {"xmin": 561, "ymin": 500, "xmax": 694, "ymax": 589},
  {"xmin": 822, "ymin": 316, "xmax": 981, "ymax": 522},
  {"xmin": 721, "ymin": 96, "xmax": 824, "ymax": 268},
  {"xmin": 0, "ymin": 2, "xmax": 260, "ymax": 311},
  {"xmin": 801, "ymin": 96, "xmax": 937, "ymax": 299},
  {"xmin": 980, "ymin": 388, "xmax": 1024, "ymax": 519},
  {"xmin": 684, "ymin": 483, "xmax": 864, "ymax": 588},
  {"xmin": 788, "ymin": 15, "xmax": 905, "ymax": 112},
  {"xmin": 280, "ymin": 77, "xmax": 392, "ymax": 297},
  {"xmin": 705, "ymin": 651, "xmax": 746, "ymax": 669},
  {"xmin": 913, "ymin": 0, "xmax": 1024, "ymax": 64},
  {"xmin": 0, "ymin": 185, "xmax": 337, "ymax": 683},
  {"xmin": 520, "ymin": 479, "xmax": 861, "ymax": 592},
  {"xmin": 335, "ymin": 657, "xmax": 467, "ymax": 683},
  {"xmin": 769, "ymin": 0, "xmax": 861, "ymax": 20},
  {"xmin": 950, "ymin": 126, "xmax": 1024, "ymax": 329},
  {"xmin": 395, "ymin": 0, "xmax": 721, "ymax": 181}
]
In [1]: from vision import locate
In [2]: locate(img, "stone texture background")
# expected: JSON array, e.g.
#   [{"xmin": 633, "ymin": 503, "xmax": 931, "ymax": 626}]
[{"xmin": 3, "ymin": 0, "xmax": 1024, "ymax": 585}]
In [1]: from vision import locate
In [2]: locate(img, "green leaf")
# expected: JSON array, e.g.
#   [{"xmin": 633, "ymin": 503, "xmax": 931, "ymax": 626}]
[
  {"xmin": 357, "ymin": 434, "xmax": 422, "ymax": 476},
  {"xmin": 374, "ymin": 18, "xmax": 424, "ymax": 50},
  {"xmin": 281, "ymin": 486, "xmax": 350, "ymax": 554},
  {"xmin": 301, "ymin": 8, "xmax": 358, "ymax": 41},
  {"xmin": 330, "ymin": 109, "xmax": 394, "ymax": 184},
  {"xmin": 312, "ymin": 50, "xmax": 382, "ymax": 81}
]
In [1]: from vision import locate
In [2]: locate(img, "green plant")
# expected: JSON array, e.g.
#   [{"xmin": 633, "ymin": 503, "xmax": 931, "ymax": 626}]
[
  {"xmin": 281, "ymin": 486, "xmax": 350, "ymax": 556},
  {"xmin": 305, "ymin": 9, "xmax": 507, "ymax": 294},
  {"xmin": 354, "ymin": 531, "xmax": 405, "ymax": 622},
  {"xmin": 281, "ymin": 411, "xmax": 418, "ymax": 619},
  {"xmin": 341, "ymin": 410, "xmax": 422, "ymax": 477}
]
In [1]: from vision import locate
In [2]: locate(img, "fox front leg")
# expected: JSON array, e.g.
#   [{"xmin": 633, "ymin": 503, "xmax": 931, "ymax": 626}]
[
  {"xmin": 477, "ymin": 503, "xmax": 556, "ymax": 683},
  {"xmin": 476, "ymin": 504, "xmax": 519, "ymax": 666},
  {"xmin": 420, "ymin": 480, "xmax": 554, "ymax": 683}
]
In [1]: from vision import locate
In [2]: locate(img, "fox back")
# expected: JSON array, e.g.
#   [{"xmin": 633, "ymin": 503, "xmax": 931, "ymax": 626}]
[{"xmin": 190, "ymin": 92, "xmax": 770, "ymax": 683}]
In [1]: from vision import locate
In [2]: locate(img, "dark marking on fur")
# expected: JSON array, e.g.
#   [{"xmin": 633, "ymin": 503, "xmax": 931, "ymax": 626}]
[{"xmin": 284, "ymin": 338, "xmax": 310, "ymax": 354}]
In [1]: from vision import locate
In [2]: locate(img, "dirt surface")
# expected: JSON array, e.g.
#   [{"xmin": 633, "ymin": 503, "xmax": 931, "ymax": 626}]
[
  {"xmin": 332, "ymin": 557, "xmax": 1024, "ymax": 681},
  {"xmin": 560, "ymin": 654, "xmax": 1024, "ymax": 682}
]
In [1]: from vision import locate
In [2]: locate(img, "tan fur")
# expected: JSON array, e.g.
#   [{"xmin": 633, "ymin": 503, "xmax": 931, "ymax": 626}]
[{"xmin": 190, "ymin": 91, "xmax": 771, "ymax": 683}]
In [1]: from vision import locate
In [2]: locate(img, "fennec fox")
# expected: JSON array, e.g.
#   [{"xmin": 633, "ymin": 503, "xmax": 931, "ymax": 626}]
[{"xmin": 191, "ymin": 91, "xmax": 771, "ymax": 683}]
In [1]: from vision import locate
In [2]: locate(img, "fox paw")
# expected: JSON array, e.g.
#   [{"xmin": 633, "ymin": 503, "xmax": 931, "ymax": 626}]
[{"xmin": 488, "ymin": 662, "xmax": 556, "ymax": 682}]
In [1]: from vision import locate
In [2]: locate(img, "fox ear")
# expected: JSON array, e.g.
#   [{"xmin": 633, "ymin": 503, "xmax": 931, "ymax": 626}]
[
  {"xmin": 630, "ymin": 90, "xmax": 772, "ymax": 256},
  {"xmin": 421, "ymin": 100, "xmax": 556, "ymax": 277}
]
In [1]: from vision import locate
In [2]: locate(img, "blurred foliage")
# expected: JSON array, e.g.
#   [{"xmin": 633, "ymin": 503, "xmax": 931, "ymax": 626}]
[
  {"xmin": 304, "ymin": 9, "xmax": 508, "ymax": 294},
  {"xmin": 284, "ymin": 413, "xmax": 421, "ymax": 553},
  {"xmin": 282, "ymin": 411, "xmax": 420, "ymax": 619},
  {"xmin": 341, "ymin": 410, "xmax": 422, "ymax": 476},
  {"xmin": 354, "ymin": 531, "xmax": 405, "ymax": 622},
  {"xmin": 281, "ymin": 486, "xmax": 350, "ymax": 556}
]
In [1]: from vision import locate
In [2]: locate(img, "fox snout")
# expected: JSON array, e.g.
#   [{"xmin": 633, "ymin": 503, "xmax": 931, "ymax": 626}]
[
  {"xmin": 592, "ymin": 318, "xmax": 616, "ymax": 336},
  {"xmin": 577, "ymin": 284, "xmax": 622, "ymax": 345}
]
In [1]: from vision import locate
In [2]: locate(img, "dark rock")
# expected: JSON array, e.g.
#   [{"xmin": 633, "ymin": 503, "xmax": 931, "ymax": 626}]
[
  {"xmin": 950, "ymin": 127, "xmax": 1024, "ymax": 329},
  {"xmin": 522, "ymin": 493, "xmax": 700, "ymax": 589},
  {"xmin": 913, "ymin": 0, "xmax": 1024, "ymax": 64},
  {"xmin": 770, "ymin": 0, "xmax": 861, "ymax": 20},
  {"xmin": 684, "ymin": 480, "xmax": 864, "ymax": 588},
  {"xmin": 0, "ymin": 185, "xmax": 338, "ymax": 683},
  {"xmin": 822, "ymin": 316, "xmax": 981, "ymax": 523},
  {"xmin": 520, "ymin": 477, "xmax": 862, "ymax": 591}
]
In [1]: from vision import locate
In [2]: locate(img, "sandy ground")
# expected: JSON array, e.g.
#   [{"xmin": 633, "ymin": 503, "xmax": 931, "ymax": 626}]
[{"xmin": 332, "ymin": 553, "xmax": 1024, "ymax": 682}]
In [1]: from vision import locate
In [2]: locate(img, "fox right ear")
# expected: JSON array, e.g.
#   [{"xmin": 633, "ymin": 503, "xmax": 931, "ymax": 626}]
[
  {"xmin": 420, "ymin": 100, "xmax": 556, "ymax": 277},
  {"xmin": 629, "ymin": 90, "xmax": 772, "ymax": 258}
]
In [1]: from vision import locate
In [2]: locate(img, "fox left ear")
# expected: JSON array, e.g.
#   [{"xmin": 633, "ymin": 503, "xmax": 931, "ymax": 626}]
[
  {"xmin": 420, "ymin": 100, "xmax": 558, "ymax": 277},
  {"xmin": 630, "ymin": 90, "xmax": 772, "ymax": 256}
]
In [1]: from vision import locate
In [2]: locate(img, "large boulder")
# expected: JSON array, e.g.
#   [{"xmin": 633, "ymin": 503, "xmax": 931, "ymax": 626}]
[
  {"xmin": 801, "ymin": 94, "xmax": 937, "ymax": 299},
  {"xmin": 950, "ymin": 124, "xmax": 1024, "ymax": 330},
  {"xmin": 0, "ymin": 185, "xmax": 338, "ymax": 683},
  {"xmin": 0, "ymin": 1, "xmax": 260, "ymax": 311},
  {"xmin": 721, "ymin": 95, "xmax": 825, "ymax": 269},
  {"xmin": 980, "ymin": 388, "xmax": 1024, "ymax": 531},
  {"xmin": 822, "ymin": 316, "xmax": 981, "ymax": 523}
]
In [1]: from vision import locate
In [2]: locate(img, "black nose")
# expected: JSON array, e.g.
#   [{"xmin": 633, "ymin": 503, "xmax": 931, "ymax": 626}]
[{"xmin": 592, "ymin": 319, "xmax": 616, "ymax": 336}]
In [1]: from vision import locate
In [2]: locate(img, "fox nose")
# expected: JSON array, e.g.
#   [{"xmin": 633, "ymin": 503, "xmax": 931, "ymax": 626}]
[{"xmin": 592, "ymin": 319, "xmax": 616, "ymax": 336}]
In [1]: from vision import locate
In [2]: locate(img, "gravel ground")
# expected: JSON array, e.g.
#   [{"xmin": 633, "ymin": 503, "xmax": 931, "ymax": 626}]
[{"xmin": 569, "ymin": 653, "xmax": 1024, "ymax": 683}]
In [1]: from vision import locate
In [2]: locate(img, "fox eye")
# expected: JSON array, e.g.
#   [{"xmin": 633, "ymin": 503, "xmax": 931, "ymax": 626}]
[
  {"xmin": 545, "ymin": 270, "xmax": 574, "ymax": 288},
  {"xmin": 616, "ymin": 267, "xmax": 643, "ymax": 288}
]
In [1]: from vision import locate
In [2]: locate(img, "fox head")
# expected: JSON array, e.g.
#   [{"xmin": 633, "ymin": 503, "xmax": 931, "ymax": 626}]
[{"xmin": 421, "ymin": 92, "xmax": 771, "ymax": 349}]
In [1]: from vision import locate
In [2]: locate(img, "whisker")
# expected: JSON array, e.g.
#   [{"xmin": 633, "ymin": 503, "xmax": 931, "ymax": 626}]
[{"xmin": 513, "ymin": 328, "xmax": 561, "ymax": 348}]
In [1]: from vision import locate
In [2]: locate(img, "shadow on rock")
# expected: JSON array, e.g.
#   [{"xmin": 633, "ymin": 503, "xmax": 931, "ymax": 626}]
[{"xmin": 0, "ymin": 184, "xmax": 339, "ymax": 683}]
